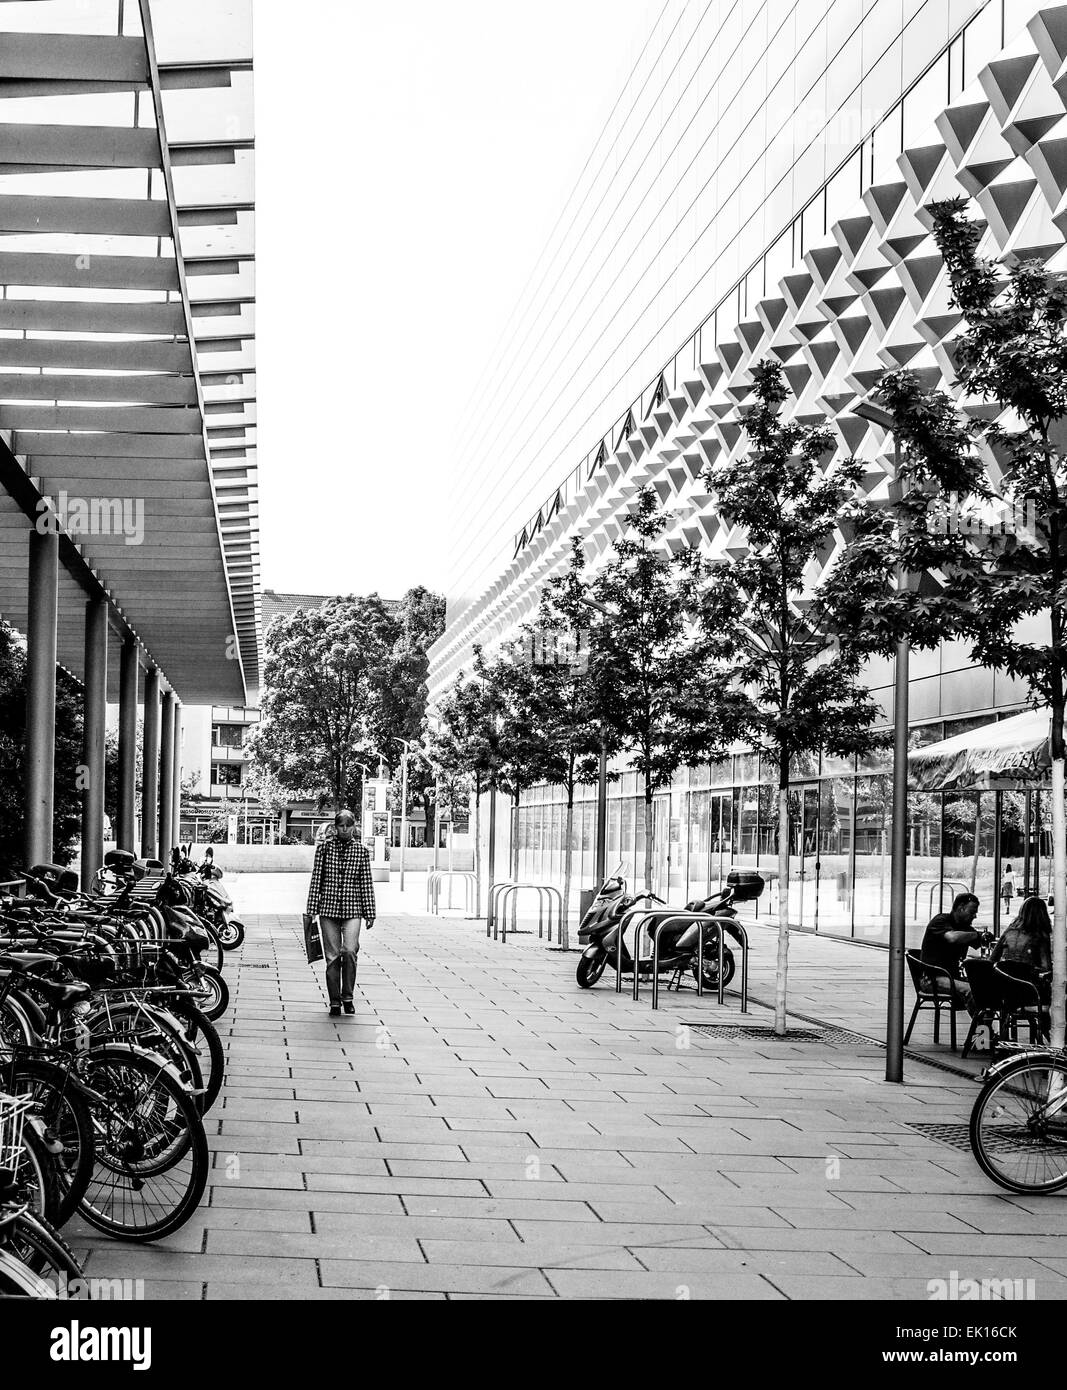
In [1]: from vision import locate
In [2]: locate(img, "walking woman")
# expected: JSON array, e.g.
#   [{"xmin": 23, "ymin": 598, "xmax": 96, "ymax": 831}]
[{"xmin": 306, "ymin": 809, "xmax": 376, "ymax": 1016}]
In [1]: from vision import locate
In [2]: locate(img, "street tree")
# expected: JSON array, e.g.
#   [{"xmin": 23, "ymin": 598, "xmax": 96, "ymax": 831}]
[
  {"xmin": 0, "ymin": 619, "xmax": 83, "ymax": 876},
  {"xmin": 252, "ymin": 598, "xmax": 395, "ymax": 812},
  {"xmin": 537, "ymin": 540, "xmax": 622, "ymax": 944},
  {"xmin": 838, "ymin": 198, "xmax": 1067, "ymax": 1045},
  {"xmin": 701, "ymin": 360, "xmax": 888, "ymax": 1034},
  {"xmin": 250, "ymin": 589, "xmax": 444, "ymax": 816},
  {"xmin": 583, "ymin": 487, "xmax": 747, "ymax": 895},
  {"xmin": 430, "ymin": 664, "xmax": 499, "ymax": 915}
]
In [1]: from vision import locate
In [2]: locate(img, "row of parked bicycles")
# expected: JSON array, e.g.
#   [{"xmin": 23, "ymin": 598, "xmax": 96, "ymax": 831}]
[{"xmin": 0, "ymin": 844, "xmax": 243, "ymax": 1298}]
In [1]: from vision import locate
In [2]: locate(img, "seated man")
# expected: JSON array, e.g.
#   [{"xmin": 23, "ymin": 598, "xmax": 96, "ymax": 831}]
[{"xmin": 920, "ymin": 892, "xmax": 991, "ymax": 1013}]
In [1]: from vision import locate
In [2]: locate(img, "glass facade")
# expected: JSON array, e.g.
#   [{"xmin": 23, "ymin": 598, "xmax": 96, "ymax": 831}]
[
  {"xmin": 435, "ymin": 0, "xmax": 1037, "ymax": 682},
  {"xmin": 507, "ymin": 709, "xmax": 1053, "ymax": 945}
]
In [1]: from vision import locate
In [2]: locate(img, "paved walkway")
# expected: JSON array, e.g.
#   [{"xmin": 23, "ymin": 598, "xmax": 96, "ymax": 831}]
[{"xmin": 71, "ymin": 874, "xmax": 1067, "ymax": 1300}]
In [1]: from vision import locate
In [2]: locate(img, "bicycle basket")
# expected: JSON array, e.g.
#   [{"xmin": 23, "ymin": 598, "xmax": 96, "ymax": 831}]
[{"xmin": 0, "ymin": 1091, "xmax": 31, "ymax": 1186}]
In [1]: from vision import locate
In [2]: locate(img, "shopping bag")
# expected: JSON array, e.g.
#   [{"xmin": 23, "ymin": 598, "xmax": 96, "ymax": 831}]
[{"xmin": 303, "ymin": 912, "xmax": 323, "ymax": 964}]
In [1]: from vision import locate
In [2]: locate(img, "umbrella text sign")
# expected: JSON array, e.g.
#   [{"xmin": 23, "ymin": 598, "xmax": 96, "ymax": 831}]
[{"xmin": 908, "ymin": 708, "xmax": 1051, "ymax": 792}]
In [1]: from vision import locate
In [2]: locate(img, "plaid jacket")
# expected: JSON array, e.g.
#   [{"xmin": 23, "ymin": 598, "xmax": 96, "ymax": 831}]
[{"xmin": 306, "ymin": 838, "xmax": 376, "ymax": 922}]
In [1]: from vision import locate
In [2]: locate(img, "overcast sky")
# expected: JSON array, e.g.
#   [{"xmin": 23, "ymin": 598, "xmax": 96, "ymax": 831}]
[{"xmin": 253, "ymin": 0, "xmax": 659, "ymax": 603}]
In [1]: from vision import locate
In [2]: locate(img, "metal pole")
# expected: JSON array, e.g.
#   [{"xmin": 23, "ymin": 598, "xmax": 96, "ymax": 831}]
[
  {"xmin": 117, "ymin": 636, "xmax": 138, "ymax": 851},
  {"xmin": 399, "ymin": 748, "xmax": 409, "ymax": 892},
  {"xmin": 171, "ymin": 703, "xmax": 182, "ymax": 849},
  {"xmin": 886, "ymin": 438, "xmax": 909, "ymax": 1084},
  {"xmin": 25, "ymin": 528, "xmax": 59, "ymax": 868},
  {"xmin": 488, "ymin": 781, "xmax": 498, "ymax": 903},
  {"xmin": 433, "ymin": 778, "xmax": 441, "ymax": 872},
  {"xmin": 141, "ymin": 666, "xmax": 161, "ymax": 859},
  {"xmin": 595, "ymin": 726, "xmax": 608, "ymax": 884},
  {"xmin": 80, "ymin": 597, "xmax": 108, "ymax": 889},
  {"xmin": 448, "ymin": 820, "xmax": 454, "ymax": 907},
  {"xmin": 159, "ymin": 691, "xmax": 175, "ymax": 861}
]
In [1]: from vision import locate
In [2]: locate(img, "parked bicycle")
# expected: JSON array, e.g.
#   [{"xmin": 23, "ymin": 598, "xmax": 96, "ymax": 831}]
[{"xmin": 970, "ymin": 1042, "xmax": 1067, "ymax": 1193}]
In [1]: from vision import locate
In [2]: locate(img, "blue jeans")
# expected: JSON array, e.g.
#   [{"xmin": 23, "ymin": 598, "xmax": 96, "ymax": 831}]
[{"xmin": 319, "ymin": 916, "xmax": 362, "ymax": 1004}]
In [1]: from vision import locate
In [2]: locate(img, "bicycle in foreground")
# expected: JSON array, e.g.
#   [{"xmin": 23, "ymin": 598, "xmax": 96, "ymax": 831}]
[
  {"xmin": 970, "ymin": 1042, "xmax": 1067, "ymax": 1193},
  {"xmin": 0, "ymin": 1091, "xmax": 87, "ymax": 1298}
]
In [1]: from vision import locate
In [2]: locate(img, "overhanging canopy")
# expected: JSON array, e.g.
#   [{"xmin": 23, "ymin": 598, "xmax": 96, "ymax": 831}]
[
  {"xmin": 0, "ymin": 0, "xmax": 259, "ymax": 705},
  {"xmin": 908, "ymin": 708, "xmax": 1051, "ymax": 792}
]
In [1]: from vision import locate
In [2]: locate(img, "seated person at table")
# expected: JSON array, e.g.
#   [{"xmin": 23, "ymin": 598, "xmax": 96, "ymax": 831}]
[
  {"xmin": 921, "ymin": 892, "xmax": 990, "ymax": 1012},
  {"xmin": 990, "ymin": 896, "xmax": 1052, "ymax": 1002}
]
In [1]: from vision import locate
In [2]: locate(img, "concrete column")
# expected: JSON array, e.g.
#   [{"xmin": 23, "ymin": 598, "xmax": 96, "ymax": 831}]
[
  {"xmin": 159, "ymin": 690, "xmax": 176, "ymax": 860},
  {"xmin": 171, "ymin": 704, "xmax": 182, "ymax": 849},
  {"xmin": 24, "ymin": 528, "xmax": 59, "ymax": 867},
  {"xmin": 80, "ymin": 598, "xmax": 108, "ymax": 889},
  {"xmin": 117, "ymin": 637, "xmax": 139, "ymax": 850},
  {"xmin": 141, "ymin": 666, "xmax": 161, "ymax": 859}
]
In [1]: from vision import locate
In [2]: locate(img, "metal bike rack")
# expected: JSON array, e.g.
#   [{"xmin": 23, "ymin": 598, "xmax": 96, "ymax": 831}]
[
  {"xmin": 427, "ymin": 869, "xmax": 477, "ymax": 915},
  {"xmin": 621, "ymin": 911, "xmax": 751, "ymax": 1013},
  {"xmin": 909, "ymin": 878, "xmax": 968, "ymax": 921},
  {"xmin": 487, "ymin": 882, "xmax": 564, "ymax": 943}
]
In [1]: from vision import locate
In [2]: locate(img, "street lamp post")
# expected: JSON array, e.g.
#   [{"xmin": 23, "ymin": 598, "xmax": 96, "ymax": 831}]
[
  {"xmin": 856, "ymin": 398, "xmax": 909, "ymax": 1085},
  {"xmin": 575, "ymin": 594, "xmax": 615, "ymax": 890},
  {"xmin": 393, "ymin": 739, "xmax": 430, "ymax": 894}
]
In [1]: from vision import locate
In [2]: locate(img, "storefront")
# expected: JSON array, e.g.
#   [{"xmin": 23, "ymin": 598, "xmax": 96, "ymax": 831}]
[{"xmin": 511, "ymin": 709, "xmax": 1045, "ymax": 948}]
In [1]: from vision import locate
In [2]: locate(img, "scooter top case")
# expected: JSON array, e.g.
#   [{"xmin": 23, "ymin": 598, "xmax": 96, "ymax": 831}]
[{"xmin": 726, "ymin": 868, "xmax": 764, "ymax": 901}]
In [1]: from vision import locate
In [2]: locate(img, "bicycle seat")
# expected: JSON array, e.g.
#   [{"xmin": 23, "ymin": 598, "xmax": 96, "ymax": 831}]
[
  {"xmin": 0, "ymin": 951, "xmax": 57, "ymax": 973},
  {"xmin": 32, "ymin": 976, "xmax": 92, "ymax": 1009},
  {"xmin": 104, "ymin": 849, "xmax": 135, "ymax": 872}
]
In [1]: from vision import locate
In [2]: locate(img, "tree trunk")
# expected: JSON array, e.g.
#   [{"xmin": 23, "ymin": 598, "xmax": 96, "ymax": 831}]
[
  {"xmin": 1051, "ymin": 757, "xmax": 1066, "ymax": 1049},
  {"xmin": 512, "ymin": 791, "xmax": 521, "ymax": 882},
  {"xmin": 775, "ymin": 784, "xmax": 791, "ymax": 1037},
  {"xmin": 643, "ymin": 792, "xmax": 654, "ymax": 895},
  {"xmin": 562, "ymin": 794, "xmax": 574, "ymax": 951},
  {"xmin": 473, "ymin": 777, "xmax": 482, "ymax": 919}
]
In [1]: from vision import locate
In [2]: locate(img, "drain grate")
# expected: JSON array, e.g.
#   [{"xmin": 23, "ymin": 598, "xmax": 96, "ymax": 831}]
[
  {"xmin": 687, "ymin": 1024, "xmax": 829, "ymax": 1043},
  {"xmin": 905, "ymin": 1121, "xmax": 974, "ymax": 1153},
  {"xmin": 241, "ymin": 963, "xmax": 271, "ymax": 969}
]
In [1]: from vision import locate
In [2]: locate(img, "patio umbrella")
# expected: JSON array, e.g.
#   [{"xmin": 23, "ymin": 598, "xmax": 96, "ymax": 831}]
[{"xmin": 908, "ymin": 708, "xmax": 1051, "ymax": 792}]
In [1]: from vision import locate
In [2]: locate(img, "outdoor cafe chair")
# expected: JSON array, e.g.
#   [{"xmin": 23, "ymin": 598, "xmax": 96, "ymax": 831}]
[
  {"xmin": 904, "ymin": 949, "xmax": 958, "ymax": 1051},
  {"xmin": 960, "ymin": 957, "xmax": 1043, "ymax": 1059},
  {"xmin": 961, "ymin": 957, "xmax": 1004, "ymax": 1060},
  {"xmin": 992, "ymin": 961, "xmax": 1049, "ymax": 1045}
]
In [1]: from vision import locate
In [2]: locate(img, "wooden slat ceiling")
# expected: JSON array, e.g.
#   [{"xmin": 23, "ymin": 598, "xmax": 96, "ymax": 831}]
[{"xmin": 0, "ymin": 0, "xmax": 258, "ymax": 704}]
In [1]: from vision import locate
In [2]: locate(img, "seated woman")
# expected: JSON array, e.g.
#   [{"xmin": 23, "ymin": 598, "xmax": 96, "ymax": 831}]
[{"xmin": 990, "ymin": 896, "xmax": 1053, "ymax": 1002}]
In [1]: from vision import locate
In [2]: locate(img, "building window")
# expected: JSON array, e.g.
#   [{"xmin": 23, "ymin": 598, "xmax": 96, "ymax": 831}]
[
  {"xmin": 213, "ymin": 763, "xmax": 243, "ymax": 787},
  {"xmin": 212, "ymin": 724, "xmax": 245, "ymax": 749}
]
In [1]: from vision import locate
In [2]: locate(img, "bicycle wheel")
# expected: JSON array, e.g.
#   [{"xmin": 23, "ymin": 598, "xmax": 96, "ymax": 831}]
[
  {"xmin": 3, "ymin": 1209, "xmax": 88, "ymax": 1296},
  {"xmin": 174, "ymin": 1004, "xmax": 224, "ymax": 1113},
  {"xmin": 15, "ymin": 1117, "xmax": 60, "ymax": 1223},
  {"xmin": 7, "ymin": 1058, "xmax": 95, "ymax": 1226},
  {"xmin": 77, "ymin": 1045, "xmax": 208, "ymax": 1242},
  {"xmin": 0, "ymin": 1245, "xmax": 56, "ymax": 1297},
  {"xmin": 191, "ymin": 966, "xmax": 228, "ymax": 1022},
  {"xmin": 970, "ymin": 1054, "xmax": 1067, "ymax": 1193},
  {"xmin": 85, "ymin": 1002, "xmax": 206, "ymax": 1111}
]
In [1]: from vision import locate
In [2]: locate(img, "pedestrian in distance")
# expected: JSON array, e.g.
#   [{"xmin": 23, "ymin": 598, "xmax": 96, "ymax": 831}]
[
  {"xmin": 1000, "ymin": 863, "xmax": 1016, "ymax": 917},
  {"xmin": 306, "ymin": 809, "xmax": 376, "ymax": 1017}
]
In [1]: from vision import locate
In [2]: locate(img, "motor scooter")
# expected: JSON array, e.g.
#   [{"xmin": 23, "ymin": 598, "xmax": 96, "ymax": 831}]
[
  {"xmin": 170, "ymin": 845, "xmax": 245, "ymax": 950},
  {"xmin": 576, "ymin": 867, "xmax": 763, "ymax": 991}
]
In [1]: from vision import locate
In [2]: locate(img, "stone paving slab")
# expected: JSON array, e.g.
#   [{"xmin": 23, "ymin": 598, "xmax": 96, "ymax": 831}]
[{"xmin": 72, "ymin": 871, "xmax": 1067, "ymax": 1300}]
